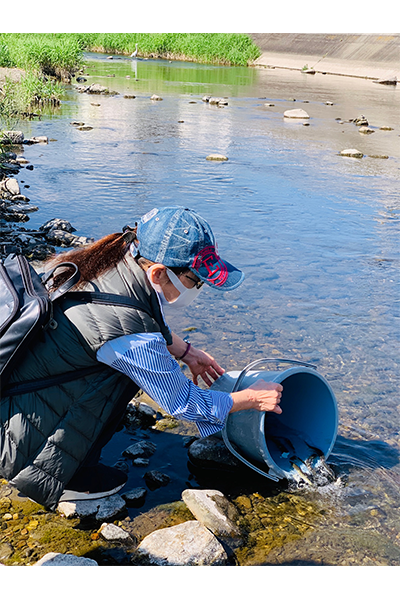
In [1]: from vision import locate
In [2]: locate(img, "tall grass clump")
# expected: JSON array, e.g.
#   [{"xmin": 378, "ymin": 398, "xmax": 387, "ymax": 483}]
[{"xmin": 76, "ymin": 33, "xmax": 260, "ymax": 66}]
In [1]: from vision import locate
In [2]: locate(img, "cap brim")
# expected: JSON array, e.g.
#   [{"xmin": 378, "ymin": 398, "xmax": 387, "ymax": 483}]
[{"xmin": 190, "ymin": 246, "xmax": 244, "ymax": 291}]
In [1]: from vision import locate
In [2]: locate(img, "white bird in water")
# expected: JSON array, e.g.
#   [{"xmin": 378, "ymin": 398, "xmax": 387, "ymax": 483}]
[{"xmin": 131, "ymin": 43, "xmax": 138, "ymax": 58}]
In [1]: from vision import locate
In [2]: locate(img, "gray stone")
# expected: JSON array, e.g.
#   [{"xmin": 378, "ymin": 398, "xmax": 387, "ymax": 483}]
[
  {"xmin": 121, "ymin": 487, "xmax": 147, "ymax": 507},
  {"xmin": 99, "ymin": 522, "xmax": 133, "ymax": 543},
  {"xmin": 284, "ymin": 108, "xmax": 310, "ymax": 119},
  {"xmin": 40, "ymin": 218, "xmax": 76, "ymax": 233},
  {"xmin": 339, "ymin": 148, "xmax": 364, "ymax": 158},
  {"xmin": 187, "ymin": 435, "xmax": 242, "ymax": 470},
  {"xmin": 123, "ymin": 440, "xmax": 156, "ymax": 459},
  {"xmin": 182, "ymin": 489, "xmax": 240, "ymax": 538},
  {"xmin": 34, "ymin": 552, "xmax": 98, "ymax": 566},
  {"xmin": 57, "ymin": 494, "xmax": 126, "ymax": 521},
  {"xmin": 143, "ymin": 470, "xmax": 170, "ymax": 490},
  {"xmin": 137, "ymin": 520, "xmax": 229, "ymax": 565}
]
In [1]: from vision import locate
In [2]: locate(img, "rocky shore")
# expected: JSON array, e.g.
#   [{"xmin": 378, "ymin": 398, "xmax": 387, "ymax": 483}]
[{"xmin": 1, "ymin": 393, "xmax": 336, "ymax": 567}]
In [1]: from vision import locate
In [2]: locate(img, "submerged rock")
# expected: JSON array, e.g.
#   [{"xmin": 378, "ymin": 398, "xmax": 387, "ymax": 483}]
[
  {"xmin": 137, "ymin": 520, "xmax": 229, "ymax": 565},
  {"xmin": 206, "ymin": 154, "xmax": 228, "ymax": 161}
]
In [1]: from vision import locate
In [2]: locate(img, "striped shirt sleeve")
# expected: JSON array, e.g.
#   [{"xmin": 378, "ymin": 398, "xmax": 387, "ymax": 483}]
[{"xmin": 96, "ymin": 332, "xmax": 233, "ymax": 437}]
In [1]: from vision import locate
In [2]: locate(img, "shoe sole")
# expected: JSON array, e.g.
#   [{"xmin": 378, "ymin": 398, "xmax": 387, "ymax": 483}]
[{"xmin": 58, "ymin": 482, "xmax": 126, "ymax": 503}]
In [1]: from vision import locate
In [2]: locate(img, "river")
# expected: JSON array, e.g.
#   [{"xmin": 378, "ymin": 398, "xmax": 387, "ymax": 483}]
[{"xmin": 15, "ymin": 52, "xmax": 400, "ymax": 565}]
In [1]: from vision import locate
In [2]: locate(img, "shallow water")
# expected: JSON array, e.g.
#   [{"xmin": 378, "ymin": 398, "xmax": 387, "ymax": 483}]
[{"xmin": 12, "ymin": 53, "xmax": 400, "ymax": 564}]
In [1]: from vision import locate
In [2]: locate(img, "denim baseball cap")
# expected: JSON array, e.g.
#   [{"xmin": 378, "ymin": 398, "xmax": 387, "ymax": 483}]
[{"xmin": 135, "ymin": 206, "xmax": 244, "ymax": 291}]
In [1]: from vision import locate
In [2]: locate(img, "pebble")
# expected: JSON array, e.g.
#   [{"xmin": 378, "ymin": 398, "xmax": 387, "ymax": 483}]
[
  {"xmin": 206, "ymin": 154, "xmax": 228, "ymax": 161},
  {"xmin": 150, "ymin": 94, "xmax": 163, "ymax": 101},
  {"xmin": 358, "ymin": 126, "xmax": 375, "ymax": 134}
]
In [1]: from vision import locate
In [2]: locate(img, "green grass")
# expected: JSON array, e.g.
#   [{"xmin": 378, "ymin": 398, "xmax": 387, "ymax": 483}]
[{"xmin": 0, "ymin": 33, "xmax": 260, "ymax": 119}]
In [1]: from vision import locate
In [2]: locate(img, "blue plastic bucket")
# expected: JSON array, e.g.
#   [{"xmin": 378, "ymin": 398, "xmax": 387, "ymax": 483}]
[{"xmin": 210, "ymin": 359, "xmax": 338, "ymax": 482}]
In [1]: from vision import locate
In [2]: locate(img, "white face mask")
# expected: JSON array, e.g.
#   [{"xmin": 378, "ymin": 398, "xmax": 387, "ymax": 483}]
[{"xmin": 146, "ymin": 265, "xmax": 202, "ymax": 310}]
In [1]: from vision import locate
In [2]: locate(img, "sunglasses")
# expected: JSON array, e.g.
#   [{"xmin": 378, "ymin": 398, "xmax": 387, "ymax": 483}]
[{"xmin": 184, "ymin": 274, "xmax": 204, "ymax": 289}]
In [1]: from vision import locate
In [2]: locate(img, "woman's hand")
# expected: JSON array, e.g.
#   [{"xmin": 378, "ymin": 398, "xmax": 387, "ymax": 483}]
[
  {"xmin": 183, "ymin": 345, "xmax": 225, "ymax": 386},
  {"xmin": 168, "ymin": 332, "xmax": 225, "ymax": 386},
  {"xmin": 230, "ymin": 380, "xmax": 283, "ymax": 414}
]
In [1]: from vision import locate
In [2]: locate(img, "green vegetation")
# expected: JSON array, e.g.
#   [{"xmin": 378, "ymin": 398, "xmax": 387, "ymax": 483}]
[{"xmin": 0, "ymin": 33, "xmax": 260, "ymax": 120}]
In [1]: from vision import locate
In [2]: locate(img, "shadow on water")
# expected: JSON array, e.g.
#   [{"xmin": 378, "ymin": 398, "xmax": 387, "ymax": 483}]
[{"xmin": 102, "ymin": 417, "xmax": 400, "ymax": 522}]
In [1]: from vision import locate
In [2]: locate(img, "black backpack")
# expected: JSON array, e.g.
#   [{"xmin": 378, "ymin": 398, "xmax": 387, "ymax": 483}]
[{"xmin": 0, "ymin": 253, "xmax": 152, "ymax": 397}]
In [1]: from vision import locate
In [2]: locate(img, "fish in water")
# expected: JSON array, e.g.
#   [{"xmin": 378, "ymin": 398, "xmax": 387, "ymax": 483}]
[{"xmin": 290, "ymin": 460, "xmax": 315, "ymax": 486}]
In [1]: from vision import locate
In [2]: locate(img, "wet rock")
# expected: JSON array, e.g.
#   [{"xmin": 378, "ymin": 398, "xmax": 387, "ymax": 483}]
[
  {"xmin": 353, "ymin": 115, "xmax": 368, "ymax": 126},
  {"xmin": 121, "ymin": 487, "xmax": 147, "ymax": 507},
  {"xmin": 99, "ymin": 522, "xmax": 134, "ymax": 544},
  {"xmin": 368, "ymin": 154, "xmax": 389, "ymax": 159},
  {"xmin": 76, "ymin": 126, "xmax": 93, "ymax": 131},
  {"xmin": 0, "ymin": 131, "xmax": 24, "ymax": 145},
  {"xmin": 40, "ymin": 218, "xmax": 76, "ymax": 233},
  {"xmin": 133, "ymin": 458, "xmax": 149, "ymax": 467},
  {"xmin": 284, "ymin": 109, "xmax": 310, "ymax": 119},
  {"xmin": 339, "ymin": 148, "xmax": 364, "ymax": 158},
  {"xmin": 44, "ymin": 230, "xmax": 91, "ymax": 247},
  {"xmin": 77, "ymin": 83, "xmax": 118, "ymax": 95},
  {"xmin": 24, "ymin": 136, "xmax": 48, "ymax": 144},
  {"xmin": 150, "ymin": 94, "xmax": 163, "ymax": 101},
  {"xmin": 124, "ymin": 94, "xmax": 136, "ymax": 99},
  {"xmin": 122, "ymin": 440, "xmax": 156, "ymax": 460},
  {"xmin": 112, "ymin": 459, "xmax": 130, "ymax": 473},
  {"xmin": 124, "ymin": 400, "xmax": 157, "ymax": 428},
  {"xmin": 143, "ymin": 470, "xmax": 170, "ymax": 490},
  {"xmin": 202, "ymin": 95, "xmax": 212, "ymax": 102},
  {"xmin": 57, "ymin": 494, "xmax": 126, "ymax": 521},
  {"xmin": 206, "ymin": 154, "xmax": 228, "ymax": 161},
  {"xmin": 264, "ymin": 102, "xmax": 275, "ymax": 106},
  {"xmin": 137, "ymin": 520, "xmax": 229, "ymax": 565},
  {"xmin": 187, "ymin": 435, "xmax": 243, "ymax": 471},
  {"xmin": 379, "ymin": 126, "xmax": 394, "ymax": 131},
  {"xmin": 0, "ymin": 177, "xmax": 20, "ymax": 196},
  {"xmin": 34, "ymin": 552, "xmax": 98, "ymax": 566},
  {"xmin": 208, "ymin": 97, "xmax": 228, "ymax": 106},
  {"xmin": 182, "ymin": 489, "xmax": 240, "ymax": 538},
  {"xmin": 358, "ymin": 126, "xmax": 375, "ymax": 134}
]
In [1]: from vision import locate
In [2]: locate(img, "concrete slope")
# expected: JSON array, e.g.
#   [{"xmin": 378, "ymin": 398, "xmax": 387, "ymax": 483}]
[{"xmin": 249, "ymin": 33, "xmax": 399, "ymax": 80}]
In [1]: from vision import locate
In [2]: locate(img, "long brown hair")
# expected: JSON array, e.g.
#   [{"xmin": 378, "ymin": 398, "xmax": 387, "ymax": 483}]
[
  {"xmin": 46, "ymin": 227, "xmax": 191, "ymax": 290},
  {"xmin": 46, "ymin": 232, "xmax": 131, "ymax": 290}
]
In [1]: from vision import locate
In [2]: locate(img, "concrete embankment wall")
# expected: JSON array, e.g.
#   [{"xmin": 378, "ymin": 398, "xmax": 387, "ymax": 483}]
[{"xmin": 249, "ymin": 33, "xmax": 399, "ymax": 80}]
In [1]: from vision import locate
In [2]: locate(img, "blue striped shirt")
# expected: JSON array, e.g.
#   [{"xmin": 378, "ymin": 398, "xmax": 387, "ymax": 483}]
[{"xmin": 96, "ymin": 332, "xmax": 233, "ymax": 437}]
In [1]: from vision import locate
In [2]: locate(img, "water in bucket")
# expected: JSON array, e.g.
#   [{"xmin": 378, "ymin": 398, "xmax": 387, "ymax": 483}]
[{"xmin": 210, "ymin": 358, "xmax": 339, "ymax": 487}]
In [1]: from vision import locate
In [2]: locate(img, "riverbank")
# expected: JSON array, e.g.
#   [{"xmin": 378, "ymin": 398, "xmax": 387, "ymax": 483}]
[{"xmin": 249, "ymin": 33, "xmax": 400, "ymax": 80}]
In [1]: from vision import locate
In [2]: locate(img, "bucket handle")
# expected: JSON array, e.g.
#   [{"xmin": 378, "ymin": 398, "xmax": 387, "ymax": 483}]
[
  {"xmin": 222, "ymin": 427, "xmax": 281, "ymax": 482},
  {"xmin": 232, "ymin": 357, "xmax": 317, "ymax": 393},
  {"xmin": 221, "ymin": 357, "xmax": 317, "ymax": 483}
]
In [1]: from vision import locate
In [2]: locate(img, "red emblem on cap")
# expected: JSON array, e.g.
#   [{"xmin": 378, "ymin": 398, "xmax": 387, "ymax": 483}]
[{"xmin": 192, "ymin": 246, "xmax": 228, "ymax": 287}]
